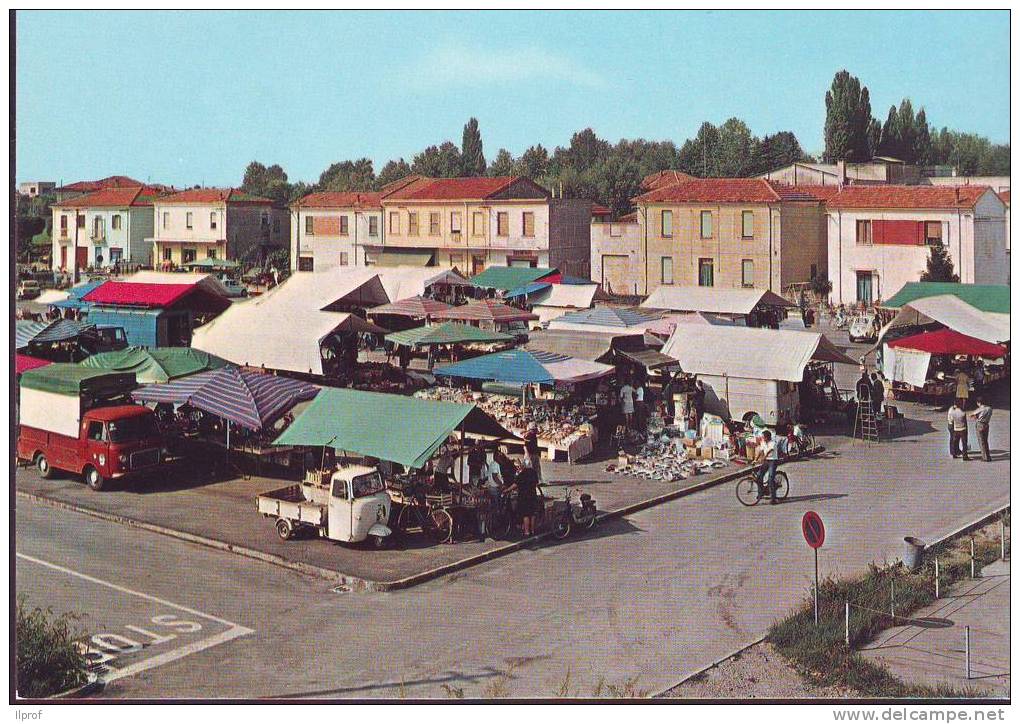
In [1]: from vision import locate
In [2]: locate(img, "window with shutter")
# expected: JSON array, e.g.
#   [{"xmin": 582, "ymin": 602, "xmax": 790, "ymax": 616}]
[
  {"xmin": 429, "ymin": 212, "xmax": 440, "ymax": 235},
  {"xmin": 408, "ymin": 212, "xmax": 418, "ymax": 236},
  {"xmin": 522, "ymin": 212, "xmax": 535, "ymax": 237}
]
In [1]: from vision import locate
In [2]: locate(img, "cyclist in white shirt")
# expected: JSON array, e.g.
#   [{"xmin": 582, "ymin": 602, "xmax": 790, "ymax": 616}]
[{"xmin": 753, "ymin": 429, "xmax": 780, "ymax": 505}]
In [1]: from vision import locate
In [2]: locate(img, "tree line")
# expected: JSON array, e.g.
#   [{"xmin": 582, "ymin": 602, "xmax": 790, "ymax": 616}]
[{"xmin": 242, "ymin": 71, "xmax": 1007, "ymax": 216}]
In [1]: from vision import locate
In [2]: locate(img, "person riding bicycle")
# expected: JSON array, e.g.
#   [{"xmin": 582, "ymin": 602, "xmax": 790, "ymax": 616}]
[{"xmin": 753, "ymin": 429, "xmax": 780, "ymax": 505}]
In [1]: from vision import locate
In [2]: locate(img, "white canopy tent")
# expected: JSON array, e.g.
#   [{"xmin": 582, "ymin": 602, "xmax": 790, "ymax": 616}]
[
  {"xmin": 530, "ymin": 284, "xmax": 600, "ymax": 325},
  {"xmin": 879, "ymin": 295, "xmax": 1010, "ymax": 345},
  {"xmin": 662, "ymin": 325, "xmax": 855, "ymax": 382},
  {"xmin": 191, "ymin": 271, "xmax": 388, "ymax": 375},
  {"xmin": 641, "ymin": 286, "xmax": 795, "ymax": 315},
  {"xmin": 373, "ymin": 268, "xmax": 471, "ymax": 303}
]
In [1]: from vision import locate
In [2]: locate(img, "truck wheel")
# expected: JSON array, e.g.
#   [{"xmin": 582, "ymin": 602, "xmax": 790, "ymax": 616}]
[
  {"xmin": 276, "ymin": 518, "xmax": 293, "ymax": 540},
  {"xmin": 35, "ymin": 453, "xmax": 53, "ymax": 479},
  {"xmin": 83, "ymin": 466, "xmax": 105, "ymax": 491}
]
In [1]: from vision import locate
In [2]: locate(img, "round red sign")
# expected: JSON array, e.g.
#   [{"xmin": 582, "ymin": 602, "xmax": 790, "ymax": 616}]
[{"xmin": 802, "ymin": 511, "xmax": 825, "ymax": 549}]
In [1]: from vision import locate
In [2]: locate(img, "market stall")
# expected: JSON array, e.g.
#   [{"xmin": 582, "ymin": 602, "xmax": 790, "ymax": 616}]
[
  {"xmin": 546, "ymin": 305, "xmax": 662, "ymax": 335},
  {"xmin": 431, "ymin": 299, "xmax": 538, "ymax": 338},
  {"xmin": 882, "ymin": 328, "xmax": 1008, "ymax": 400},
  {"xmin": 385, "ymin": 322, "xmax": 513, "ymax": 369},
  {"xmin": 640, "ymin": 286, "xmax": 795, "ymax": 327},
  {"xmin": 80, "ymin": 346, "xmax": 228, "ymax": 383},
  {"xmin": 367, "ymin": 296, "xmax": 455, "ymax": 332},
  {"xmin": 433, "ymin": 348, "xmax": 615, "ymax": 462}
]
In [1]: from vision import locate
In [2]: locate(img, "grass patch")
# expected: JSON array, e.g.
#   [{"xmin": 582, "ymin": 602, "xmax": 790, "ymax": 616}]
[
  {"xmin": 16, "ymin": 596, "xmax": 90, "ymax": 698},
  {"xmin": 767, "ymin": 523, "xmax": 1008, "ymax": 698}
]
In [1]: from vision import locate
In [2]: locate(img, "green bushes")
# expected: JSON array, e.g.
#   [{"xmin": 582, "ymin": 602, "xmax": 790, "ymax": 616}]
[{"xmin": 16, "ymin": 597, "xmax": 89, "ymax": 698}]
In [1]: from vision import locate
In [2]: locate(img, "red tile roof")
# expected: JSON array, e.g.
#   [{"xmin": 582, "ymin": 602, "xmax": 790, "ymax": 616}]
[
  {"xmin": 826, "ymin": 185, "xmax": 991, "ymax": 210},
  {"xmin": 591, "ymin": 204, "xmax": 612, "ymax": 216},
  {"xmin": 384, "ymin": 176, "xmax": 543, "ymax": 201},
  {"xmin": 618, "ymin": 212, "xmax": 638, "ymax": 223},
  {"xmin": 641, "ymin": 170, "xmax": 696, "ymax": 190},
  {"xmin": 52, "ymin": 186, "xmax": 162, "ymax": 208},
  {"xmin": 57, "ymin": 175, "xmax": 146, "ymax": 192},
  {"xmin": 633, "ymin": 178, "xmax": 781, "ymax": 204},
  {"xmin": 998, "ymin": 190, "xmax": 1009, "ymax": 206},
  {"xmin": 158, "ymin": 188, "xmax": 272, "ymax": 205},
  {"xmin": 291, "ymin": 191, "xmax": 384, "ymax": 209},
  {"xmin": 83, "ymin": 282, "xmax": 196, "ymax": 308}
]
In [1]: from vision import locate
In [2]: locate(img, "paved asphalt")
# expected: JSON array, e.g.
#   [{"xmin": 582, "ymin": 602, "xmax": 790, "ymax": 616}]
[{"xmin": 15, "ymin": 386, "xmax": 1009, "ymax": 698}]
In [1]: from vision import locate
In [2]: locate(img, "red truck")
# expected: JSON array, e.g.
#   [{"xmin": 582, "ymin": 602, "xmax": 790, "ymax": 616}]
[{"xmin": 17, "ymin": 365, "xmax": 164, "ymax": 491}]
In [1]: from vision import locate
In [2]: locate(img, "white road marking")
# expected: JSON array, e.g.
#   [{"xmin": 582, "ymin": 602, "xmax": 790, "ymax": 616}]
[{"xmin": 17, "ymin": 553, "xmax": 254, "ymax": 684}]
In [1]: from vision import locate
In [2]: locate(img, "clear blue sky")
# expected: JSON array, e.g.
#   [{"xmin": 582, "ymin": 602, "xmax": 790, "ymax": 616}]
[{"xmin": 16, "ymin": 10, "xmax": 1009, "ymax": 188}]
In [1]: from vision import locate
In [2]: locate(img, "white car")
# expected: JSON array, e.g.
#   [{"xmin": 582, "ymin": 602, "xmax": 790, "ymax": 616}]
[
  {"xmin": 220, "ymin": 278, "xmax": 248, "ymax": 298},
  {"xmin": 848, "ymin": 313, "xmax": 879, "ymax": 343}
]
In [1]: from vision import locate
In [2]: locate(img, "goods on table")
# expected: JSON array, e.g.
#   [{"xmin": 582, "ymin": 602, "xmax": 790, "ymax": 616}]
[{"xmin": 604, "ymin": 430, "xmax": 731, "ymax": 482}]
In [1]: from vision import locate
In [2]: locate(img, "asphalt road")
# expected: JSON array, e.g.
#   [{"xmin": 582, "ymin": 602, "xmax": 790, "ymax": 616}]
[{"xmin": 15, "ymin": 384, "xmax": 1009, "ymax": 698}]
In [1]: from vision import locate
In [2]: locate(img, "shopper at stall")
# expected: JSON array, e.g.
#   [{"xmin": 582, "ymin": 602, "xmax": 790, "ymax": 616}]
[
  {"xmin": 619, "ymin": 380, "xmax": 635, "ymax": 429},
  {"xmin": 523, "ymin": 423, "xmax": 543, "ymax": 483},
  {"xmin": 467, "ymin": 441, "xmax": 487, "ymax": 486},
  {"xmin": 634, "ymin": 381, "xmax": 646, "ymax": 431},
  {"xmin": 513, "ymin": 463, "xmax": 540, "ymax": 537},
  {"xmin": 870, "ymin": 372, "xmax": 885, "ymax": 417},
  {"xmin": 692, "ymin": 379, "xmax": 707, "ymax": 428},
  {"xmin": 947, "ymin": 402, "xmax": 969, "ymax": 460},
  {"xmin": 954, "ymin": 366, "xmax": 972, "ymax": 410},
  {"xmin": 968, "ymin": 397, "xmax": 993, "ymax": 463}
]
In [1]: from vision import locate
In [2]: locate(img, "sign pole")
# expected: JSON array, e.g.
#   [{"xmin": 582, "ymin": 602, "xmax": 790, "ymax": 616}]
[{"xmin": 813, "ymin": 547, "xmax": 819, "ymax": 626}]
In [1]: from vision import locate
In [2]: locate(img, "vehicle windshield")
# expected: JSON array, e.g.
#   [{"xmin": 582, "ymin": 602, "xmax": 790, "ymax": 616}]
[
  {"xmin": 351, "ymin": 472, "xmax": 385, "ymax": 498},
  {"xmin": 107, "ymin": 414, "xmax": 160, "ymax": 443}
]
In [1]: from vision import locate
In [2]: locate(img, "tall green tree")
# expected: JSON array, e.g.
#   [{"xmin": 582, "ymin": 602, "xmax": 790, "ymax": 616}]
[
  {"xmin": 461, "ymin": 117, "xmax": 486, "ymax": 176},
  {"xmin": 751, "ymin": 131, "xmax": 808, "ymax": 174},
  {"xmin": 377, "ymin": 158, "xmax": 412, "ymax": 188},
  {"xmin": 487, "ymin": 148, "xmax": 516, "ymax": 176},
  {"xmin": 876, "ymin": 106, "xmax": 901, "ymax": 159},
  {"xmin": 518, "ymin": 144, "xmax": 550, "ymax": 179},
  {"xmin": 242, "ymin": 161, "xmax": 290, "ymax": 200},
  {"xmin": 823, "ymin": 70, "xmax": 874, "ymax": 162},
  {"xmin": 715, "ymin": 118, "xmax": 756, "ymax": 177},
  {"xmin": 412, "ymin": 142, "xmax": 463, "ymax": 178},
  {"xmin": 920, "ymin": 242, "xmax": 960, "ymax": 283},
  {"xmin": 316, "ymin": 158, "xmax": 375, "ymax": 192}
]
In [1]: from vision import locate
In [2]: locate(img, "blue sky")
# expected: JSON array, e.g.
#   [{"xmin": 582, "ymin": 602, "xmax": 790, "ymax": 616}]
[{"xmin": 16, "ymin": 10, "xmax": 1009, "ymax": 187}]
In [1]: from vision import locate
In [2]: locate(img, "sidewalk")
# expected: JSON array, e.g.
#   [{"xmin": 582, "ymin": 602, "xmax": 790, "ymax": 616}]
[{"xmin": 860, "ymin": 561, "xmax": 1010, "ymax": 697}]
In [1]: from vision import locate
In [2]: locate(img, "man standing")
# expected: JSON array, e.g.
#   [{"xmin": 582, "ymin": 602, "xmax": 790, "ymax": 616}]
[
  {"xmin": 947, "ymin": 402, "xmax": 969, "ymax": 460},
  {"xmin": 870, "ymin": 372, "xmax": 885, "ymax": 418},
  {"xmin": 619, "ymin": 380, "xmax": 635, "ymax": 430},
  {"xmin": 954, "ymin": 367, "xmax": 971, "ymax": 410},
  {"xmin": 968, "ymin": 397, "xmax": 993, "ymax": 462}
]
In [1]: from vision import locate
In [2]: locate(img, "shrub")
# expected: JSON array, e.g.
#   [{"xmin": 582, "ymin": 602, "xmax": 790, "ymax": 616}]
[{"xmin": 16, "ymin": 597, "xmax": 89, "ymax": 698}]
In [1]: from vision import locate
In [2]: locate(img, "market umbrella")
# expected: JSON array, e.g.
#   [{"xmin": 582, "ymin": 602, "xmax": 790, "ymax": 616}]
[
  {"xmin": 367, "ymin": 295, "xmax": 454, "ymax": 319},
  {"xmin": 385, "ymin": 322, "xmax": 513, "ymax": 348},
  {"xmin": 131, "ymin": 366, "xmax": 320, "ymax": 432},
  {"xmin": 434, "ymin": 348, "xmax": 614, "ymax": 385},
  {"xmin": 887, "ymin": 328, "xmax": 1006, "ymax": 358},
  {"xmin": 80, "ymin": 346, "xmax": 229, "ymax": 383},
  {"xmin": 431, "ymin": 298, "xmax": 538, "ymax": 323},
  {"xmin": 16, "ymin": 354, "xmax": 53, "ymax": 376}
]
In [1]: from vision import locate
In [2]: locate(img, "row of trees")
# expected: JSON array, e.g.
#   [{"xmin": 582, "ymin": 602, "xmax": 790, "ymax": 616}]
[
  {"xmin": 824, "ymin": 70, "xmax": 1009, "ymax": 174},
  {"xmin": 243, "ymin": 71, "xmax": 1007, "ymax": 216}
]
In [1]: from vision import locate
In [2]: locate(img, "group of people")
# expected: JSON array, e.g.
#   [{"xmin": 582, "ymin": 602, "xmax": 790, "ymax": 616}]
[
  {"xmin": 947, "ymin": 397, "xmax": 994, "ymax": 463},
  {"xmin": 854, "ymin": 367, "xmax": 892, "ymax": 417}
]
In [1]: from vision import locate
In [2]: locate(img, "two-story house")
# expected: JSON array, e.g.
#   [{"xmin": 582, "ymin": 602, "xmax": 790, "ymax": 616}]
[
  {"xmin": 377, "ymin": 176, "xmax": 591, "ymax": 277},
  {"xmin": 50, "ymin": 186, "xmax": 160, "ymax": 272},
  {"xmin": 622, "ymin": 178, "xmax": 832, "ymax": 296},
  {"xmin": 54, "ymin": 175, "xmax": 149, "ymax": 203},
  {"xmin": 289, "ymin": 191, "xmax": 385, "ymax": 272},
  {"xmin": 826, "ymin": 185, "xmax": 1008, "ymax": 305},
  {"xmin": 148, "ymin": 188, "xmax": 288, "ymax": 268}
]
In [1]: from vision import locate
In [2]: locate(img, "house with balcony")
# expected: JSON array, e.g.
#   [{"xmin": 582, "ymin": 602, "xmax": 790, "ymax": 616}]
[
  {"xmin": 50, "ymin": 186, "xmax": 160, "ymax": 272},
  {"xmin": 616, "ymin": 178, "xmax": 832, "ymax": 297},
  {"xmin": 826, "ymin": 185, "xmax": 1008, "ymax": 305},
  {"xmin": 375, "ymin": 176, "xmax": 591, "ymax": 277},
  {"xmin": 148, "ymin": 188, "xmax": 287, "ymax": 268},
  {"xmin": 289, "ymin": 191, "xmax": 385, "ymax": 272}
]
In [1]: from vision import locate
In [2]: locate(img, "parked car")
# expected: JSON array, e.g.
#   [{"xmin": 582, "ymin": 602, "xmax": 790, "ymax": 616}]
[
  {"xmin": 220, "ymin": 278, "xmax": 248, "ymax": 298},
  {"xmin": 17, "ymin": 280, "xmax": 41, "ymax": 300},
  {"xmin": 848, "ymin": 312, "xmax": 879, "ymax": 343}
]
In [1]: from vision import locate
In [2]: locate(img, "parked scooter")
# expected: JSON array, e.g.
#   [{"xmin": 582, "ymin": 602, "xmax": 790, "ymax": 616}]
[{"xmin": 550, "ymin": 487, "xmax": 599, "ymax": 540}]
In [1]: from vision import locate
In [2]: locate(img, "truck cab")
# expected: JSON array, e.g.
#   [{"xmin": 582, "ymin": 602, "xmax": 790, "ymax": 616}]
[{"xmin": 327, "ymin": 465, "xmax": 392, "ymax": 545}]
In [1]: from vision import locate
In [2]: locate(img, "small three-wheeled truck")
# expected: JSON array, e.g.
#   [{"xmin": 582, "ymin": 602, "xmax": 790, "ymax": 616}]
[{"xmin": 256, "ymin": 464, "xmax": 393, "ymax": 547}]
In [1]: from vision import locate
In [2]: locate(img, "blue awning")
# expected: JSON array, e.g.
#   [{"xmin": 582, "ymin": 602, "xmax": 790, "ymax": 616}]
[
  {"xmin": 434, "ymin": 348, "xmax": 614, "ymax": 385},
  {"xmin": 504, "ymin": 281, "xmax": 552, "ymax": 300}
]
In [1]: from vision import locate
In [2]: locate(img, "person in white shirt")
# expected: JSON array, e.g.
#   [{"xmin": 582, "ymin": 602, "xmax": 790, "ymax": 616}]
[
  {"xmin": 947, "ymin": 403, "xmax": 969, "ymax": 460},
  {"xmin": 634, "ymin": 383, "xmax": 646, "ymax": 430},
  {"xmin": 619, "ymin": 382, "xmax": 635, "ymax": 429},
  {"xmin": 752, "ymin": 429, "xmax": 780, "ymax": 504}
]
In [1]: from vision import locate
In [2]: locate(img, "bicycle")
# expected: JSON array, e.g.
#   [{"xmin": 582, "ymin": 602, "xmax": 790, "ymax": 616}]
[
  {"xmin": 394, "ymin": 486, "xmax": 455, "ymax": 544},
  {"xmin": 735, "ymin": 465, "xmax": 790, "ymax": 506}
]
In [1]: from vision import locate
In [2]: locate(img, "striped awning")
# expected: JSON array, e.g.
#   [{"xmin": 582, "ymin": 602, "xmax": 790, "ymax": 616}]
[
  {"xmin": 432, "ymin": 299, "xmax": 538, "ymax": 323},
  {"xmin": 16, "ymin": 319, "xmax": 95, "ymax": 349},
  {"xmin": 367, "ymin": 295, "xmax": 454, "ymax": 319},
  {"xmin": 131, "ymin": 366, "xmax": 319, "ymax": 431}
]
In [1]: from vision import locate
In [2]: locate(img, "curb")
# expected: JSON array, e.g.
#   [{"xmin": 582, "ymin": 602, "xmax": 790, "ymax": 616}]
[
  {"xmin": 48, "ymin": 675, "xmax": 105, "ymax": 700},
  {"xmin": 651, "ymin": 635, "xmax": 768, "ymax": 698},
  {"xmin": 17, "ymin": 448, "xmax": 821, "ymax": 592},
  {"xmin": 923, "ymin": 504, "xmax": 1010, "ymax": 551}
]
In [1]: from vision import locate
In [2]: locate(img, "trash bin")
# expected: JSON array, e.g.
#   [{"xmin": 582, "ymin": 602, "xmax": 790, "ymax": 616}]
[{"xmin": 902, "ymin": 536, "xmax": 925, "ymax": 571}]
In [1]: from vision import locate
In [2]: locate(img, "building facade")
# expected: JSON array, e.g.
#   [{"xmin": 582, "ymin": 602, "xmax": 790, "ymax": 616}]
[
  {"xmin": 591, "ymin": 214, "xmax": 641, "ymax": 295},
  {"xmin": 19, "ymin": 181, "xmax": 56, "ymax": 197},
  {"xmin": 289, "ymin": 192, "xmax": 384, "ymax": 272},
  {"xmin": 54, "ymin": 175, "xmax": 149, "ymax": 203},
  {"xmin": 148, "ymin": 188, "xmax": 287, "ymax": 268},
  {"xmin": 826, "ymin": 186, "xmax": 1008, "ymax": 305},
  {"xmin": 607, "ymin": 178, "xmax": 831, "ymax": 296},
  {"xmin": 757, "ymin": 159, "xmax": 922, "ymax": 186},
  {"xmin": 50, "ymin": 187, "xmax": 159, "ymax": 272}
]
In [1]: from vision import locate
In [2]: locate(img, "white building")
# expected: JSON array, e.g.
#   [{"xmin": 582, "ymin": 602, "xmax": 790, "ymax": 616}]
[
  {"xmin": 50, "ymin": 186, "xmax": 158, "ymax": 272},
  {"xmin": 826, "ymin": 185, "xmax": 1008, "ymax": 305},
  {"xmin": 290, "ymin": 191, "xmax": 384, "ymax": 272}
]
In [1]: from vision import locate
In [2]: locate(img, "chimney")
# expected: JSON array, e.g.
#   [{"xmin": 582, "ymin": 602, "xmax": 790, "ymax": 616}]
[{"xmin": 837, "ymin": 160, "xmax": 847, "ymax": 188}]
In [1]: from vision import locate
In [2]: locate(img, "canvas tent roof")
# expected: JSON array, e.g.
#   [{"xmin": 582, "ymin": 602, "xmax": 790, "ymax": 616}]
[
  {"xmin": 80, "ymin": 346, "xmax": 228, "ymax": 383},
  {"xmin": 273, "ymin": 388, "xmax": 518, "ymax": 469},
  {"xmin": 887, "ymin": 329, "xmax": 1006, "ymax": 358},
  {"xmin": 16, "ymin": 354, "xmax": 53, "ymax": 376},
  {"xmin": 617, "ymin": 348, "xmax": 682, "ymax": 371},
  {"xmin": 469, "ymin": 266, "xmax": 558, "ymax": 291},
  {"xmin": 432, "ymin": 299, "xmax": 539, "ymax": 323},
  {"xmin": 881, "ymin": 295, "xmax": 1010, "ymax": 344},
  {"xmin": 367, "ymin": 296, "xmax": 454, "ymax": 318},
  {"xmin": 190, "ymin": 272, "xmax": 389, "ymax": 374},
  {"xmin": 662, "ymin": 326, "xmax": 856, "ymax": 382},
  {"xmin": 373, "ymin": 268, "xmax": 472, "ymax": 303},
  {"xmin": 435, "ymin": 348, "xmax": 614, "ymax": 385},
  {"xmin": 120, "ymin": 271, "xmax": 232, "ymax": 298},
  {"xmin": 644, "ymin": 312, "xmax": 734, "ymax": 337},
  {"xmin": 529, "ymin": 284, "xmax": 599, "ymax": 309},
  {"xmin": 385, "ymin": 322, "xmax": 512, "ymax": 347},
  {"xmin": 20, "ymin": 363, "xmax": 135, "ymax": 396},
  {"xmin": 882, "ymin": 282, "xmax": 1010, "ymax": 315},
  {"xmin": 641, "ymin": 286, "xmax": 795, "ymax": 315}
]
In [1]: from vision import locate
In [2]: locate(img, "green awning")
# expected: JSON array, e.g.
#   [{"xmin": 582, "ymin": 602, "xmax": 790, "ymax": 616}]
[
  {"xmin": 20, "ymin": 363, "xmax": 136, "ymax": 396},
  {"xmin": 80, "ymin": 346, "xmax": 229, "ymax": 383},
  {"xmin": 272, "ymin": 388, "xmax": 518, "ymax": 469},
  {"xmin": 385, "ymin": 322, "xmax": 512, "ymax": 348},
  {"xmin": 469, "ymin": 266, "xmax": 557, "ymax": 291},
  {"xmin": 375, "ymin": 250, "xmax": 435, "ymax": 267},
  {"xmin": 882, "ymin": 282, "xmax": 1010, "ymax": 314}
]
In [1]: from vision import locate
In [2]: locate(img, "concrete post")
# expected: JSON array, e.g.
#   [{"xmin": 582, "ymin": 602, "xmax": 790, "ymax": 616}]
[
  {"xmin": 935, "ymin": 557, "xmax": 940, "ymax": 599},
  {"xmin": 1001, "ymin": 519, "xmax": 1006, "ymax": 561},
  {"xmin": 965, "ymin": 626, "xmax": 971, "ymax": 680},
  {"xmin": 844, "ymin": 600, "xmax": 850, "ymax": 647},
  {"xmin": 971, "ymin": 538, "xmax": 976, "ymax": 579}
]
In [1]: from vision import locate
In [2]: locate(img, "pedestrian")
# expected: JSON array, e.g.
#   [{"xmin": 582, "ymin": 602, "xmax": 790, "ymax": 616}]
[
  {"xmin": 954, "ymin": 366, "xmax": 971, "ymax": 410},
  {"xmin": 512, "ymin": 462, "xmax": 540, "ymax": 537},
  {"xmin": 619, "ymin": 379, "xmax": 635, "ymax": 430},
  {"xmin": 467, "ymin": 440, "xmax": 486, "ymax": 487},
  {"xmin": 523, "ymin": 423, "xmax": 543, "ymax": 484},
  {"xmin": 397, "ymin": 344, "xmax": 411, "ymax": 377},
  {"xmin": 947, "ymin": 402, "xmax": 969, "ymax": 460},
  {"xmin": 855, "ymin": 367, "xmax": 873, "ymax": 414},
  {"xmin": 968, "ymin": 397, "xmax": 993, "ymax": 462},
  {"xmin": 692, "ymin": 379, "xmax": 707, "ymax": 428},
  {"xmin": 870, "ymin": 372, "xmax": 885, "ymax": 418},
  {"xmin": 634, "ymin": 380, "xmax": 646, "ymax": 430}
]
